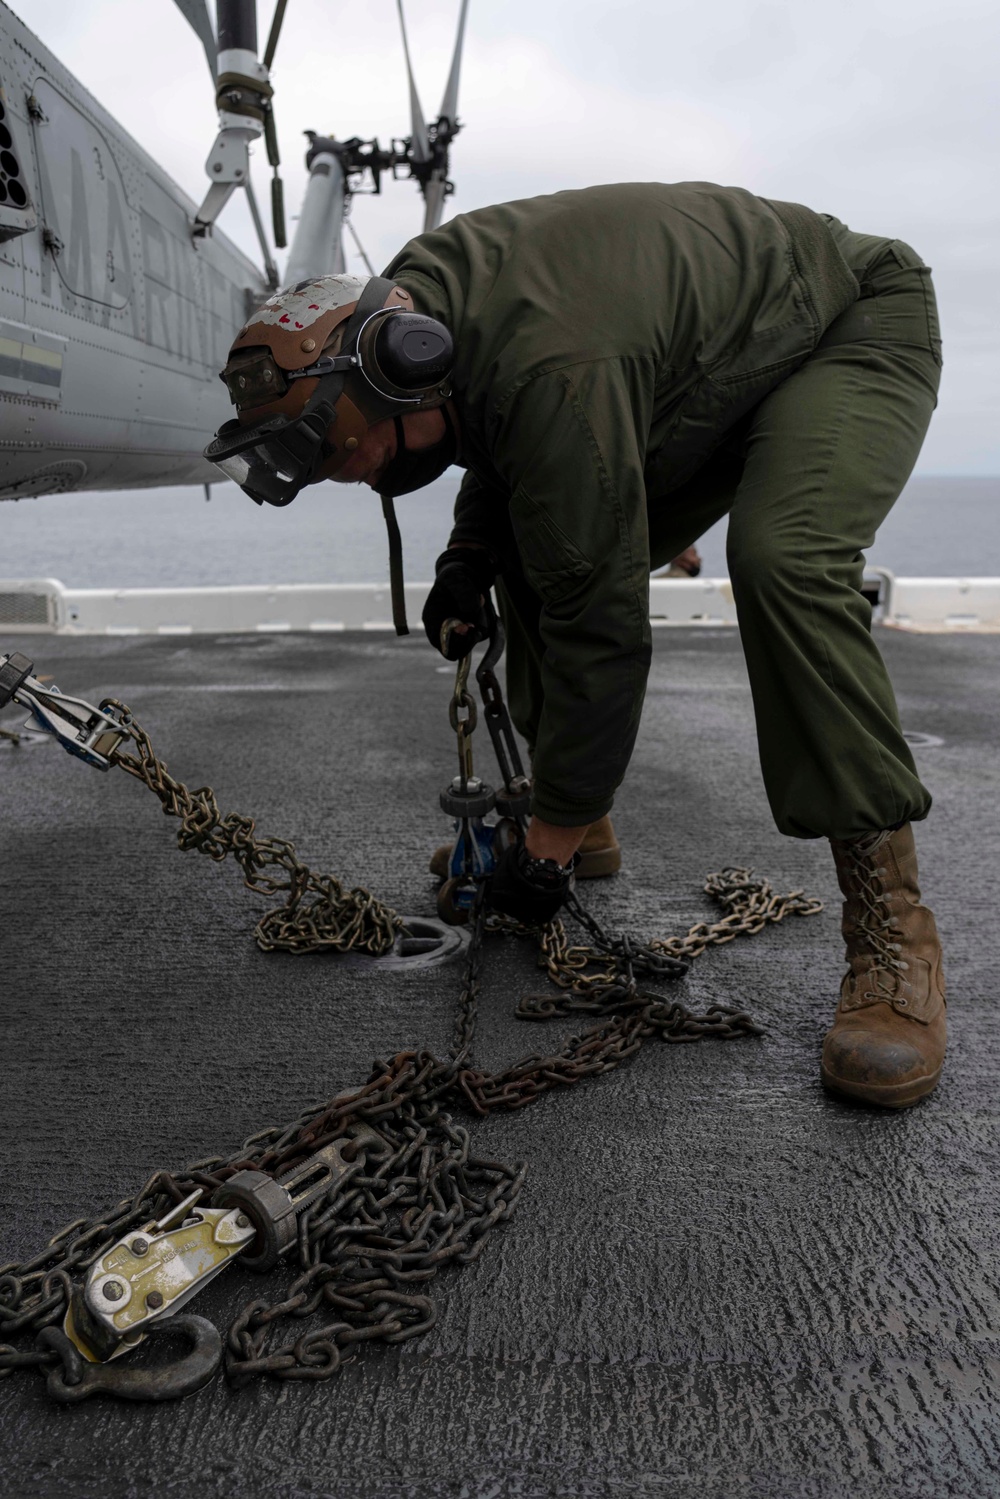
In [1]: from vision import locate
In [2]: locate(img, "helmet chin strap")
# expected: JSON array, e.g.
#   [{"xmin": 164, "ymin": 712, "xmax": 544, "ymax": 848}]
[
  {"xmin": 380, "ymin": 486, "xmax": 409, "ymax": 637},
  {"xmin": 379, "ymin": 416, "xmax": 409, "ymax": 637},
  {"xmin": 378, "ymin": 408, "xmax": 457, "ymax": 637}
]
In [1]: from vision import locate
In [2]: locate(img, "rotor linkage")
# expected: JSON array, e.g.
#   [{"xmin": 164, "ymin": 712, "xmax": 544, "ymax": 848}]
[{"xmin": 191, "ymin": 0, "xmax": 281, "ymax": 285}]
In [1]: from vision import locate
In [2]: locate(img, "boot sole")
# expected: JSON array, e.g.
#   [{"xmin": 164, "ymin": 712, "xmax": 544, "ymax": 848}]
[{"xmin": 820, "ymin": 1061, "xmax": 942, "ymax": 1110}]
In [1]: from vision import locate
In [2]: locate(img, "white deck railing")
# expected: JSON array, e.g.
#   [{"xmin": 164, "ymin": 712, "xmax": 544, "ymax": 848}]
[{"xmin": 1, "ymin": 573, "xmax": 999, "ymax": 635}]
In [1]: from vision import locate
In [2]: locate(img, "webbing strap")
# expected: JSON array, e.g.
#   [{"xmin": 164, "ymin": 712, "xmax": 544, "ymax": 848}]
[{"xmin": 380, "ymin": 494, "xmax": 409, "ymax": 636}]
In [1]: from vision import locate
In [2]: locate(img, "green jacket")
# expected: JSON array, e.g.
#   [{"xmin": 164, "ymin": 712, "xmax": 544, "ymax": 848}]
[{"xmin": 385, "ymin": 183, "xmax": 860, "ymax": 825}]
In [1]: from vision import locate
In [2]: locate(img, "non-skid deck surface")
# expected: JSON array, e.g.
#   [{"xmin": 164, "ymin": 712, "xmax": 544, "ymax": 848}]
[{"xmin": 1, "ymin": 627, "xmax": 997, "ymax": 1499}]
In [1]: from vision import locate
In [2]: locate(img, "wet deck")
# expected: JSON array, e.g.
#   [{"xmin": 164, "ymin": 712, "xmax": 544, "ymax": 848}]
[{"xmin": 2, "ymin": 626, "xmax": 998, "ymax": 1499}]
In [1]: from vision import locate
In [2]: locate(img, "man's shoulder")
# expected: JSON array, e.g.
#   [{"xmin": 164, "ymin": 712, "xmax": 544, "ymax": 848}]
[{"xmin": 386, "ymin": 182, "xmax": 806, "ymax": 304}]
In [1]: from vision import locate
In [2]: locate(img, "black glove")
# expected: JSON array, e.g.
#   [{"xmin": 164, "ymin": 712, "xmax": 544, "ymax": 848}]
[
  {"xmin": 422, "ymin": 546, "xmax": 497, "ymax": 661},
  {"xmin": 488, "ymin": 839, "xmax": 574, "ymax": 925}
]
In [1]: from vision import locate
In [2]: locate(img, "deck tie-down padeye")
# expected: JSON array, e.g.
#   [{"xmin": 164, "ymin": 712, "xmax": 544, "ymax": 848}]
[{"xmin": 0, "ymin": 626, "xmax": 823, "ymax": 1402}]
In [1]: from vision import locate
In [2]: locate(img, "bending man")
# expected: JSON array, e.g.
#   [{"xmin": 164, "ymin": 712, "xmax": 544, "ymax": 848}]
[{"xmin": 207, "ymin": 181, "xmax": 945, "ymax": 1110}]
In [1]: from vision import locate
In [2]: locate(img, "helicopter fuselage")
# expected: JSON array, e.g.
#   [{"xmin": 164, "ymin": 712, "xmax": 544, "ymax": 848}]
[{"xmin": 0, "ymin": 1, "xmax": 266, "ymax": 501}]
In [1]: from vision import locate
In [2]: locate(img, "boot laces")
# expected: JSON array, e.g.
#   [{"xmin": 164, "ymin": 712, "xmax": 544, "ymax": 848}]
[{"xmin": 843, "ymin": 834, "xmax": 907, "ymax": 1005}]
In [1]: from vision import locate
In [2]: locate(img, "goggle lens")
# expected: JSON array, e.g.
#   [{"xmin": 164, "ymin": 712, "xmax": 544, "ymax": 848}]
[{"xmin": 204, "ymin": 405, "xmax": 334, "ymax": 507}]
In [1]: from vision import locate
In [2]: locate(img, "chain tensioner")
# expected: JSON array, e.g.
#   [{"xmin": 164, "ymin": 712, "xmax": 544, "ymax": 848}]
[{"xmin": 435, "ymin": 606, "xmax": 531, "ymax": 924}]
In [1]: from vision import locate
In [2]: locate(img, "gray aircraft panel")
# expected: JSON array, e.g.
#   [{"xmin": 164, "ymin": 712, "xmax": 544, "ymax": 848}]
[
  {"xmin": 0, "ymin": 213, "xmax": 25, "ymax": 324},
  {"xmin": 0, "ymin": 0, "xmax": 267, "ymax": 501},
  {"xmin": 31, "ymin": 77, "xmax": 135, "ymax": 311}
]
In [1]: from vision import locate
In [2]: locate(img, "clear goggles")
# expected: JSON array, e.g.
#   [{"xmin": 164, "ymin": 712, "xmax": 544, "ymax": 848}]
[{"xmin": 203, "ymin": 399, "xmax": 336, "ymax": 508}]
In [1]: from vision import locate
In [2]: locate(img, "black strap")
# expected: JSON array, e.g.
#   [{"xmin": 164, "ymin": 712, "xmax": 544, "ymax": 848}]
[
  {"xmin": 295, "ymin": 276, "xmax": 398, "ymax": 482},
  {"xmin": 305, "ymin": 277, "xmax": 410, "ymax": 613},
  {"xmin": 341, "ymin": 276, "xmax": 396, "ymax": 346},
  {"xmin": 380, "ymin": 491, "xmax": 409, "ymax": 636}
]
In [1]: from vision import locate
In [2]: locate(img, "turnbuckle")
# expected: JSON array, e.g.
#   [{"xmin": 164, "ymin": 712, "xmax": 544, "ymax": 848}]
[
  {"xmin": 436, "ymin": 602, "xmax": 532, "ymax": 923},
  {"xmin": 0, "ymin": 651, "xmax": 128, "ymax": 770},
  {"xmin": 438, "ymin": 769, "xmax": 497, "ymax": 922},
  {"xmin": 440, "ymin": 772, "xmax": 497, "ymax": 853},
  {"xmin": 438, "ymin": 638, "xmax": 497, "ymax": 922}
]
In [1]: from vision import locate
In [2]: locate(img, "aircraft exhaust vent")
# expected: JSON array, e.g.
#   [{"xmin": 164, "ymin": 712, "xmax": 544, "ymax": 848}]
[
  {"xmin": 0, "ymin": 104, "xmax": 28, "ymax": 208},
  {"xmin": 0, "ymin": 579, "xmax": 65, "ymax": 631},
  {"xmin": 0, "ymin": 84, "xmax": 36, "ymax": 241}
]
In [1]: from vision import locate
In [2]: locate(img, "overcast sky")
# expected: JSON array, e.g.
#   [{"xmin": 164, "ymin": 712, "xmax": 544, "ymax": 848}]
[{"xmin": 20, "ymin": 0, "xmax": 1000, "ymax": 473}]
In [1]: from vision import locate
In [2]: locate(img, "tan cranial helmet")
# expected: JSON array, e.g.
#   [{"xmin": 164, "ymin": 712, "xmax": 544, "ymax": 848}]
[{"xmin": 204, "ymin": 273, "xmax": 454, "ymax": 506}]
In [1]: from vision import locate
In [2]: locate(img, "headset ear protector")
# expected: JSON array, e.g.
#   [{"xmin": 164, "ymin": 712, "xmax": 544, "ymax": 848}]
[
  {"xmin": 292, "ymin": 306, "xmax": 454, "ymax": 405},
  {"xmin": 204, "ymin": 276, "xmax": 454, "ymax": 507}
]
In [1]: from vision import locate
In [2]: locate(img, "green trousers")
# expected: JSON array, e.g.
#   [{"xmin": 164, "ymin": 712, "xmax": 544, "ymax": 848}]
[{"xmin": 498, "ymin": 233, "xmax": 943, "ymax": 840}]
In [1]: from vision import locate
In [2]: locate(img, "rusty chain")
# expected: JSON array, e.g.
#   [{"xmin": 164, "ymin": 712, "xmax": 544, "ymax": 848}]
[
  {"xmin": 0, "ymin": 691, "xmax": 823, "ymax": 1396},
  {"xmin": 102, "ymin": 698, "xmax": 402, "ymax": 957},
  {"xmin": 521, "ymin": 873, "xmax": 823, "ymax": 1020}
]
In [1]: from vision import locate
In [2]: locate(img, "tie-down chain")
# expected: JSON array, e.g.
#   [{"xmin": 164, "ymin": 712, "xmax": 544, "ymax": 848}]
[{"xmin": 0, "ymin": 633, "xmax": 822, "ymax": 1400}]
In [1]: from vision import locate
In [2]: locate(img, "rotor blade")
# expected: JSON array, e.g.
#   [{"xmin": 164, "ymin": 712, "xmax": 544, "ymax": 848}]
[
  {"xmin": 396, "ymin": 0, "xmax": 431, "ymax": 163},
  {"xmin": 439, "ymin": 0, "xmax": 469, "ymax": 127},
  {"xmin": 173, "ymin": 0, "xmax": 217, "ymax": 82},
  {"xmin": 263, "ymin": 0, "xmax": 288, "ymax": 71}
]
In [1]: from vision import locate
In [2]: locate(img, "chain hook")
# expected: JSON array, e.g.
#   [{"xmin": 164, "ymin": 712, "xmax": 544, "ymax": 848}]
[{"xmin": 39, "ymin": 1316, "xmax": 222, "ymax": 1403}]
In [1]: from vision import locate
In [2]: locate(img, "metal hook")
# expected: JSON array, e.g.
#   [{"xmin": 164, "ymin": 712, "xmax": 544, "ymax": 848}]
[
  {"xmin": 475, "ymin": 595, "xmax": 504, "ymax": 681},
  {"xmin": 40, "ymin": 1315, "xmax": 222, "ymax": 1404}
]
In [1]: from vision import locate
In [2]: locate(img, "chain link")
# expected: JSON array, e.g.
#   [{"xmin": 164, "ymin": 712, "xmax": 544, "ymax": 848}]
[
  {"xmin": 520, "ymin": 871, "xmax": 823, "ymax": 1020},
  {"xmin": 447, "ymin": 655, "xmax": 478, "ymax": 787},
  {"xmin": 0, "ymin": 693, "xmax": 823, "ymax": 1396},
  {"xmin": 102, "ymin": 699, "xmax": 402, "ymax": 956}
]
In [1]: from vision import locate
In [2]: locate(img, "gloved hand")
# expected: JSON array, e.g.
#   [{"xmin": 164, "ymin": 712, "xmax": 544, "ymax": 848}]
[
  {"xmin": 422, "ymin": 546, "xmax": 497, "ymax": 661},
  {"xmin": 488, "ymin": 839, "xmax": 574, "ymax": 925}
]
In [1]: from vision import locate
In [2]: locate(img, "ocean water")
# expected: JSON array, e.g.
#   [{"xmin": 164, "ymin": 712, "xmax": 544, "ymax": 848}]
[{"xmin": 0, "ymin": 473, "xmax": 996, "ymax": 589}]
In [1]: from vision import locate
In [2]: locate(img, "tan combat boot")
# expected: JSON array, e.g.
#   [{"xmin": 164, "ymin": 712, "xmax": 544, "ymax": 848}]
[
  {"xmin": 821, "ymin": 823, "xmax": 946, "ymax": 1109},
  {"xmin": 575, "ymin": 814, "xmax": 622, "ymax": 877},
  {"xmin": 429, "ymin": 813, "xmax": 622, "ymax": 880}
]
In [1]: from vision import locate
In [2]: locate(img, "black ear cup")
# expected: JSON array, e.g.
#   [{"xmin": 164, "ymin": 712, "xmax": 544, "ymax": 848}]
[{"xmin": 373, "ymin": 313, "xmax": 453, "ymax": 389}]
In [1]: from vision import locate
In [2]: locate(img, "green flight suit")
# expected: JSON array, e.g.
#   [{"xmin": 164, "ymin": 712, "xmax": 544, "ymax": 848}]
[{"xmin": 386, "ymin": 183, "xmax": 942, "ymax": 839}]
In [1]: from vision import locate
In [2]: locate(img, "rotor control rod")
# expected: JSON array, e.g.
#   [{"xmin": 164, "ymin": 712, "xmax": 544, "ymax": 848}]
[
  {"xmin": 216, "ymin": 0, "xmax": 257, "ymax": 53},
  {"xmin": 215, "ymin": 0, "xmax": 267, "ymax": 117},
  {"xmin": 193, "ymin": 0, "xmax": 280, "ymax": 288}
]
